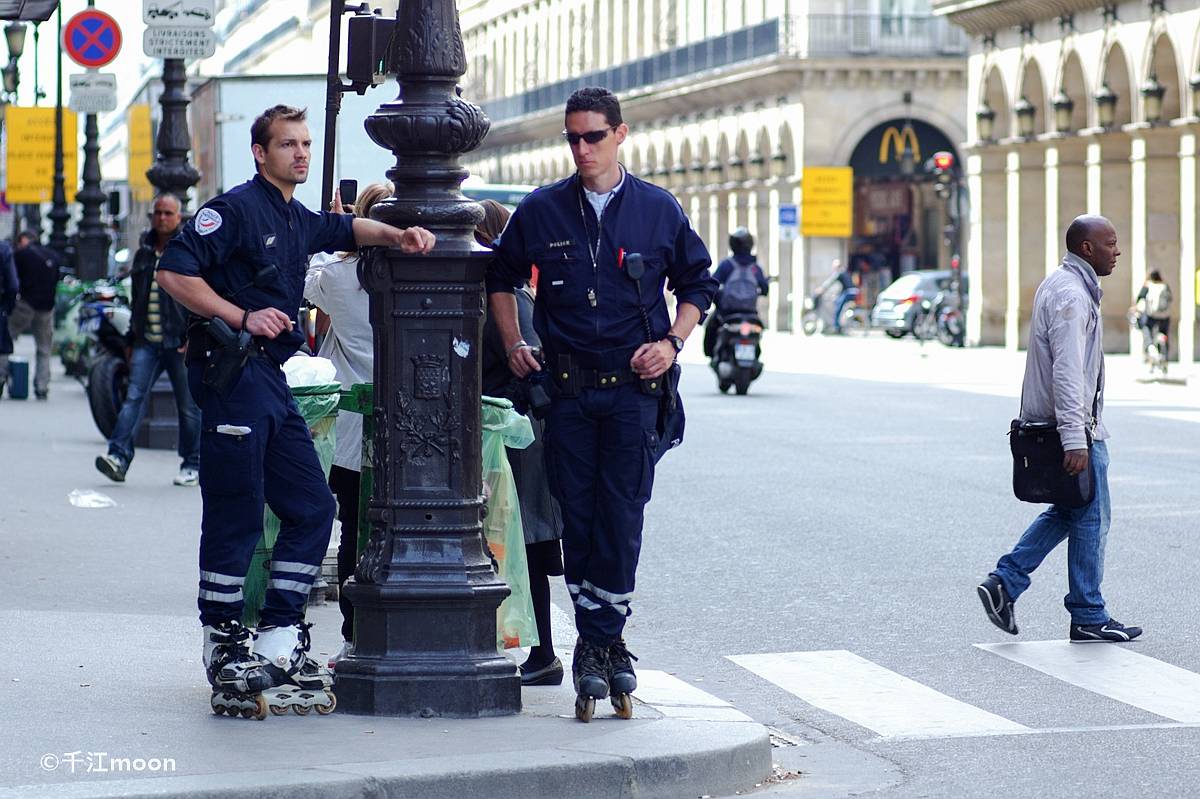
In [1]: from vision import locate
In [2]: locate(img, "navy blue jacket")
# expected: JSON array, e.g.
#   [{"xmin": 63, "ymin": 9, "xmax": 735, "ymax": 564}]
[
  {"xmin": 486, "ymin": 173, "xmax": 717, "ymax": 358},
  {"xmin": 158, "ymin": 174, "xmax": 355, "ymax": 363}
]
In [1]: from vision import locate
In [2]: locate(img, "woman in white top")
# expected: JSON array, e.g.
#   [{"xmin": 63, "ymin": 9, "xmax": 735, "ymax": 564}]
[{"xmin": 303, "ymin": 181, "xmax": 392, "ymax": 665}]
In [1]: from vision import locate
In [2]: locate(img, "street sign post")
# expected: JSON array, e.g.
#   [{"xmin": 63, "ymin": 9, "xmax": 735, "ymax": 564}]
[
  {"xmin": 778, "ymin": 203, "xmax": 799, "ymax": 242},
  {"xmin": 144, "ymin": 0, "xmax": 216, "ymax": 27},
  {"xmin": 69, "ymin": 73, "xmax": 117, "ymax": 114},
  {"xmin": 63, "ymin": 9, "xmax": 122, "ymax": 69}
]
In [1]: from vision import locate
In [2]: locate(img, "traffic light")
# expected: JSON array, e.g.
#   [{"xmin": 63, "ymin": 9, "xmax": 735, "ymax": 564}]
[{"xmin": 927, "ymin": 150, "xmax": 955, "ymax": 198}]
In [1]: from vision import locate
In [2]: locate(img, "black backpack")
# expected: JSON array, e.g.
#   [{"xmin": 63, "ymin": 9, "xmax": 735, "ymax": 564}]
[{"xmin": 719, "ymin": 262, "xmax": 760, "ymax": 314}]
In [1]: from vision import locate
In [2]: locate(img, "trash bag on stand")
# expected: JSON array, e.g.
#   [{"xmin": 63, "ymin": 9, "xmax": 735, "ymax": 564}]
[
  {"xmin": 242, "ymin": 356, "xmax": 340, "ymax": 627},
  {"xmin": 481, "ymin": 396, "xmax": 538, "ymax": 651}
]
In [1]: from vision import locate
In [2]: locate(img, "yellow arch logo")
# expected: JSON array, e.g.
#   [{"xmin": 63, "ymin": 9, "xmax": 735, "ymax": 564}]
[{"xmin": 879, "ymin": 125, "xmax": 920, "ymax": 165}]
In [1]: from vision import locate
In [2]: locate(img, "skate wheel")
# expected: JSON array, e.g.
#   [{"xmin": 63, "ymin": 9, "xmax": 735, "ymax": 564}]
[
  {"xmin": 316, "ymin": 693, "xmax": 337, "ymax": 715},
  {"xmin": 270, "ymin": 704, "xmax": 290, "ymax": 716},
  {"xmin": 293, "ymin": 704, "xmax": 311, "ymax": 716},
  {"xmin": 611, "ymin": 693, "xmax": 634, "ymax": 719},
  {"xmin": 575, "ymin": 696, "xmax": 595, "ymax": 723},
  {"xmin": 250, "ymin": 695, "xmax": 268, "ymax": 720},
  {"xmin": 211, "ymin": 704, "xmax": 226, "ymax": 716}
]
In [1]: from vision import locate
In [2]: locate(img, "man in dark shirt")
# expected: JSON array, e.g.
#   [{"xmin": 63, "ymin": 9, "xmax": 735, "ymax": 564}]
[{"xmin": 0, "ymin": 232, "xmax": 59, "ymax": 399}]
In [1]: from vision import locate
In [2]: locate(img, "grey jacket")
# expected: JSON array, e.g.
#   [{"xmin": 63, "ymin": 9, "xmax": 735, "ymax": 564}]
[{"xmin": 1019, "ymin": 252, "xmax": 1108, "ymax": 451}]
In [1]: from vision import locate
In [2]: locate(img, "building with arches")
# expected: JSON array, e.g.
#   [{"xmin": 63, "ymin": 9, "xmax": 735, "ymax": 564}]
[
  {"xmin": 936, "ymin": 0, "xmax": 1200, "ymax": 358},
  {"xmin": 460, "ymin": 1, "xmax": 968, "ymax": 331}
]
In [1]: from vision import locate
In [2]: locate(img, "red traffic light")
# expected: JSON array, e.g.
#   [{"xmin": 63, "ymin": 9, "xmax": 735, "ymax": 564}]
[{"xmin": 932, "ymin": 151, "xmax": 955, "ymax": 171}]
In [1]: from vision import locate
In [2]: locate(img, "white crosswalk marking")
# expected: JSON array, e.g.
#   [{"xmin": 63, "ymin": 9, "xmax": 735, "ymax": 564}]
[
  {"xmin": 633, "ymin": 670, "xmax": 754, "ymax": 722},
  {"xmin": 728, "ymin": 650, "xmax": 1028, "ymax": 738},
  {"xmin": 976, "ymin": 641, "xmax": 1200, "ymax": 723}
]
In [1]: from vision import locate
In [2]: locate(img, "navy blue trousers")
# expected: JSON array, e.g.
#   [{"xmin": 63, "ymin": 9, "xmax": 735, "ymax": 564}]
[
  {"xmin": 189, "ymin": 358, "xmax": 336, "ymax": 628},
  {"xmin": 545, "ymin": 382, "xmax": 659, "ymax": 645}
]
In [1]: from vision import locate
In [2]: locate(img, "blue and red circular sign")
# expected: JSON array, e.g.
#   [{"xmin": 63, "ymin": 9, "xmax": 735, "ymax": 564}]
[{"xmin": 64, "ymin": 10, "xmax": 122, "ymax": 69}]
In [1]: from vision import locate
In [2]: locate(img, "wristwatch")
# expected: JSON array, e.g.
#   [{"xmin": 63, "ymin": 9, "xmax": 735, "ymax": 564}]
[{"xmin": 665, "ymin": 334, "xmax": 685, "ymax": 354}]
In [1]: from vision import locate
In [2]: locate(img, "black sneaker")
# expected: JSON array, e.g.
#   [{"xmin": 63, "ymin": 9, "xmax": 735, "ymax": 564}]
[
  {"xmin": 95, "ymin": 454, "xmax": 127, "ymax": 482},
  {"xmin": 1070, "ymin": 619, "xmax": 1143, "ymax": 643},
  {"xmin": 977, "ymin": 575, "xmax": 1018, "ymax": 635}
]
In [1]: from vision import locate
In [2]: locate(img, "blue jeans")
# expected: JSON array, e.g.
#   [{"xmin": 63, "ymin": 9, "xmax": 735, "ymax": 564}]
[
  {"xmin": 832, "ymin": 289, "xmax": 854, "ymax": 332},
  {"xmin": 992, "ymin": 440, "xmax": 1110, "ymax": 625},
  {"xmin": 107, "ymin": 343, "xmax": 200, "ymax": 470}
]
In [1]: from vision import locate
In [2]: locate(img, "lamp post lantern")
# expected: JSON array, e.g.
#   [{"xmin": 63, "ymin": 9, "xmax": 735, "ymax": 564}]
[
  {"xmin": 1052, "ymin": 90, "xmax": 1074, "ymax": 133},
  {"xmin": 1095, "ymin": 83, "xmax": 1117, "ymax": 129},
  {"xmin": 1140, "ymin": 74, "xmax": 1165, "ymax": 124},
  {"xmin": 335, "ymin": 0, "xmax": 521, "ymax": 718},
  {"xmin": 975, "ymin": 100, "xmax": 996, "ymax": 142}
]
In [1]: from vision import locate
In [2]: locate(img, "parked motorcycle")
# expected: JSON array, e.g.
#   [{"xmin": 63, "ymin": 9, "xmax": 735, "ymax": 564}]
[
  {"xmin": 710, "ymin": 313, "xmax": 763, "ymax": 395},
  {"xmin": 913, "ymin": 289, "xmax": 965, "ymax": 347},
  {"xmin": 68, "ymin": 283, "xmax": 133, "ymax": 438}
]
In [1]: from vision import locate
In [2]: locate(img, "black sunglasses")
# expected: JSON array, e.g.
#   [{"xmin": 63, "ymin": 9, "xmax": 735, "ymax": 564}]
[{"xmin": 562, "ymin": 127, "xmax": 615, "ymax": 146}]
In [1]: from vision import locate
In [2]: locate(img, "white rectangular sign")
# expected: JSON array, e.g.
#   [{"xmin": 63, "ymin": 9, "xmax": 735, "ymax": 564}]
[
  {"xmin": 143, "ymin": 0, "xmax": 216, "ymax": 28},
  {"xmin": 143, "ymin": 27, "xmax": 217, "ymax": 59},
  {"xmin": 69, "ymin": 73, "xmax": 117, "ymax": 113}
]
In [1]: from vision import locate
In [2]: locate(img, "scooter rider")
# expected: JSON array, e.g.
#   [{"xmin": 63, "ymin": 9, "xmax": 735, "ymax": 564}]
[
  {"xmin": 703, "ymin": 227, "xmax": 768, "ymax": 357},
  {"xmin": 486, "ymin": 87, "xmax": 717, "ymax": 719},
  {"xmin": 156, "ymin": 104, "xmax": 435, "ymax": 711}
]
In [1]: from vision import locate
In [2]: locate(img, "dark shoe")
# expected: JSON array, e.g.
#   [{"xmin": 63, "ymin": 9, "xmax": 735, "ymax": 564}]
[
  {"xmin": 34, "ymin": 390, "xmax": 47, "ymax": 400},
  {"xmin": 1070, "ymin": 619, "xmax": 1142, "ymax": 643},
  {"xmin": 608, "ymin": 638, "xmax": 639, "ymax": 695},
  {"xmin": 572, "ymin": 637, "xmax": 609, "ymax": 699},
  {"xmin": 977, "ymin": 575, "xmax": 1018, "ymax": 635},
  {"xmin": 520, "ymin": 656, "xmax": 564, "ymax": 686},
  {"xmin": 95, "ymin": 454, "xmax": 127, "ymax": 482}
]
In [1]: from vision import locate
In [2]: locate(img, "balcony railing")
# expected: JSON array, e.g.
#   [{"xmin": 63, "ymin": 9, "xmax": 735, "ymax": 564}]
[
  {"xmin": 802, "ymin": 14, "xmax": 967, "ymax": 58},
  {"xmin": 479, "ymin": 14, "xmax": 965, "ymax": 124}
]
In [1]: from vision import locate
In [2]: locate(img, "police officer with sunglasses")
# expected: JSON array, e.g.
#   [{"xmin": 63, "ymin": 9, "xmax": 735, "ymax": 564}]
[{"xmin": 486, "ymin": 87, "xmax": 717, "ymax": 719}]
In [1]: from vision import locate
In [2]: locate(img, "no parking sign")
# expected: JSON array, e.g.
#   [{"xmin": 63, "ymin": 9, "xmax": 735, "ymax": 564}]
[{"xmin": 63, "ymin": 9, "xmax": 122, "ymax": 69}]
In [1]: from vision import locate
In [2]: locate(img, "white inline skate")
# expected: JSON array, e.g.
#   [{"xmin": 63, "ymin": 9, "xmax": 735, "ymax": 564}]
[
  {"xmin": 253, "ymin": 622, "xmax": 337, "ymax": 716},
  {"xmin": 203, "ymin": 620, "xmax": 273, "ymax": 720}
]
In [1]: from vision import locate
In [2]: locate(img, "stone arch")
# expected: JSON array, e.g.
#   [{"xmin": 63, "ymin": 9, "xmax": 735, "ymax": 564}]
[
  {"xmin": 678, "ymin": 137, "xmax": 694, "ymax": 182},
  {"xmin": 1017, "ymin": 54, "xmax": 1049, "ymax": 136},
  {"xmin": 715, "ymin": 132, "xmax": 731, "ymax": 184},
  {"xmin": 832, "ymin": 102, "xmax": 966, "ymax": 166},
  {"xmin": 661, "ymin": 139, "xmax": 675, "ymax": 184},
  {"xmin": 1099, "ymin": 40, "xmax": 1134, "ymax": 127},
  {"xmin": 628, "ymin": 139, "xmax": 642, "ymax": 175},
  {"xmin": 731, "ymin": 129, "xmax": 750, "ymax": 183},
  {"xmin": 645, "ymin": 141, "xmax": 659, "ymax": 177},
  {"xmin": 697, "ymin": 136, "xmax": 713, "ymax": 184},
  {"xmin": 980, "ymin": 63, "xmax": 1010, "ymax": 141},
  {"xmin": 1057, "ymin": 48, "xmax": 1088, "ymax": 133},
  {"xmin": 774, "ymin": 121, "xmax": 797, "ymax": 179},
  {"xmin": 752, "ymin": 127, "xmax": 771, "ymax": 180},
  {"xmin": 1145, "ymin": 31, "xmax": 1184, "ymax": 122}
]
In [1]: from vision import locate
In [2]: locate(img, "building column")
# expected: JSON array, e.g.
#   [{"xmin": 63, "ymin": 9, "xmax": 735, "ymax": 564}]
[
  {"xmin": 1005, "ymin": 144, "xmax": 1046, "ymax": 350},
  {"xmin": 1179, "ymin": 129, "xmax": 1197, "ymax": 365},
  {"xmin": 967, "ymin": 148, "xmax": 1007, "ymax": 346},
  {"xmin": 766, "ymin": 185, "xmax": 781, "ymax": 330},
  {"xmin": 1131, "ymin": 128, "xmax": 1182, "ymax": 361},
  {"xmin": 1087, "ymin": 133, "xmax": 1133, "ymax": 352}
]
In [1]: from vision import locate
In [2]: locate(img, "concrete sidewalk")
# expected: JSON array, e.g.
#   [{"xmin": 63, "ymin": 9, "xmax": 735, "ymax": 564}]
[{"xmin": 0, "ymin": 334, "xmax": 773, "ymax": 799}]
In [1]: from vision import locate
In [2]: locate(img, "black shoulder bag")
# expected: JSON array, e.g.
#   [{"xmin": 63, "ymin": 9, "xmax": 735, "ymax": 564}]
[
  {"xmin": 1009, "ymin": 381, "xmax": 1099, "ymax": 509},
  {"xmin": 624, "ymin": 252, "xmax": 684, "ymax": 463}
]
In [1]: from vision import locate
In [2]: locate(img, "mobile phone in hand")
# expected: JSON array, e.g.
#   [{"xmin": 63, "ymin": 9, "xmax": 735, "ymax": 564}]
[{"xmin": 338, "ymin": 179, "xmax": 358, "ymax": 207}]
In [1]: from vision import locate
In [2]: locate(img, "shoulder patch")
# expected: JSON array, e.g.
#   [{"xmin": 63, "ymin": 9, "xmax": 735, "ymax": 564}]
[{"xmin": 196, "ymin": 208, "xmax": 222, "ymax": 236}]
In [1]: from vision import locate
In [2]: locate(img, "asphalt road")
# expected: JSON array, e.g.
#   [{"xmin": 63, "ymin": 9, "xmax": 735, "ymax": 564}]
[{"xmin": 624, "ymin": 338, "xmax": 1200, "ymax": 798}]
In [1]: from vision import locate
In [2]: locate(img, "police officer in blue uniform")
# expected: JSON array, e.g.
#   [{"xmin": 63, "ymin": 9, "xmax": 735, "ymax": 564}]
[
  {"xmin": 486, "ymin": 88, "xmax": 717, "ymax": 719},
  {"xmin": 157, "ymin": 105, "xmax": 435, "ymax": 710}
]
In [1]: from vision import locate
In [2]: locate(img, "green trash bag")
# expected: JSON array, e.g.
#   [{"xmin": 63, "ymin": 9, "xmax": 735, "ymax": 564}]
[
  {"xmin": 242, "ymin": 383, "xmax": 341, "ymax": 627},
  {"xmin": 481, "ymin": 396, "xmax": 538, "ymax": 651}
]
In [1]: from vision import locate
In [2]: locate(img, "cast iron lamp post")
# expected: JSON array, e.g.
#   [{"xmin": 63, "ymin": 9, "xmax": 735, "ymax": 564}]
[{"xmin": 335, "ymin": 0, "xmax": 521, "ymax": 718}]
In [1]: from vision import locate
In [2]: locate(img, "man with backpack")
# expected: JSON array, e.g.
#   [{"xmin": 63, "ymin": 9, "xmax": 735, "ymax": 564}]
[
  {"xmin": 1134, "ymin": 270, "xmax": 1172, "ymax": 365},
  {"xmin": 703, "ymin": 227, "xmax": 769, "ymax": 357}
]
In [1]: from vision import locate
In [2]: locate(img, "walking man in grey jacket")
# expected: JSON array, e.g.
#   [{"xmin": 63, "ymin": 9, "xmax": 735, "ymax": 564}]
[{"xmin": 977, "ymin": 214, "xmax": 1143, "ymax": 643}]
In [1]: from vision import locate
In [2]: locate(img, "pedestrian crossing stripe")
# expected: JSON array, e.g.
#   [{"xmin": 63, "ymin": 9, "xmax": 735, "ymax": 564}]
[
  {"xmin": 975, "ymin": 641, "xmax": 1200, "ymax": 723},
  {"xmin": 727, "ymin": 650, "xmax": 1028, "ymax": 739}
]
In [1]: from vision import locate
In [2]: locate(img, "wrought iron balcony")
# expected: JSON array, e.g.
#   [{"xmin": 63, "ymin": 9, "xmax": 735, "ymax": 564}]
[{"xmin": 802, "ymin": 14, "xmax": 968, "ymax": 58}]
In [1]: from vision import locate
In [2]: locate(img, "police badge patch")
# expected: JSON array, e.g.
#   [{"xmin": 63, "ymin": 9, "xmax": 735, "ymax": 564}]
[{"xmin": 196, "ymin": 208, "xmax": 222, "ymax": 236}]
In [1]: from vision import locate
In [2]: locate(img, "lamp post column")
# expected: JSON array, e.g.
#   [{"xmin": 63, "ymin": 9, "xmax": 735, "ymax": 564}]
[{"xmin": 336, "ymin": 0, "xmax": 521, "ymax": 718}]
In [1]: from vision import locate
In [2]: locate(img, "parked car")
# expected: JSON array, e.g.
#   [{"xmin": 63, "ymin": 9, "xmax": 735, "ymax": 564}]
[{"xmin": 871, "ymin": 270, "xmax": 962, "ymax": 338}]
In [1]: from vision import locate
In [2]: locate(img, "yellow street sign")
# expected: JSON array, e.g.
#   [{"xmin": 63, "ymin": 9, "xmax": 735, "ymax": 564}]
[
  {"xmin": 5, "ymin": 106, "xmax": 78, "ymax": 203},
  {"xmin": 801, "ymin": 166, "xmax": 853, "ymax": 238},
  {"xmin": 128, "ymin": 104, "xmax": 154, "ymax": 203}
]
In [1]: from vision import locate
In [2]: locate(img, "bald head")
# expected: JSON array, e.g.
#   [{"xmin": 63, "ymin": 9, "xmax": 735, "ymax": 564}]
[{"xmin": 1065, "ymin": 214, "xmax": 1120, "ymax": 277}]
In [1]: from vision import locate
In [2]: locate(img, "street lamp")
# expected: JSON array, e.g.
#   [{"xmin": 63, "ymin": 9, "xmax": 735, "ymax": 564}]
[
  {"xmin": 1014, "ymin": 96, "xmax": 1036, "ymax": 138},
  {"xmin": 1095, "ymin": 83, "xmax": 1117, "ymax": 128},
  {"xmin": 1191, "ymin": 73, "xmax": 1200, "ymax": 118},
  {"xmin": 1052, "ymin": 89, "xmax": 1074, "ymax": 133},
  {"xmin": 1140, "ymin": 73, "xmax": 1165, "ymax": 124},
  {"xmin": 1, "ymin": 62, "xmax": 16, "ymax": 95},
  {"xmin": 975, "ymin": 100, "xmax": 996, "ymax": 142},
  {"xmin": 5, "ymin": 22, "xmax": 26, "ymax": 60}
]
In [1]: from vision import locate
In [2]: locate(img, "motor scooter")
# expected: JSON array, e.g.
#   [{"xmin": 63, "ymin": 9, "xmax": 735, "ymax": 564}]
[{"xmin": 710, "ymin": 312, "xmax": 763, "ymax": 395}]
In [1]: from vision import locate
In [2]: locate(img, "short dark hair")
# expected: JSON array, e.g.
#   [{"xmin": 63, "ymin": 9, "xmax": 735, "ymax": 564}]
[
  {"xmin": 1149, "ymin": 270, "xmax": 1163, "ymax": 282},
  {"xmin": 565, "ymin": 87, "xmax": 622, "ymax": 127},
  {"xmin": 474, "ymin": 199, "xmax": 511, "ymax": 249},
  {"xmin": 251, "ymin": 104, "xmax": 307, "ymax": 154},
  {"xmin": 153, "ymin": 192, "xmax": 182, "ymax": 211}
]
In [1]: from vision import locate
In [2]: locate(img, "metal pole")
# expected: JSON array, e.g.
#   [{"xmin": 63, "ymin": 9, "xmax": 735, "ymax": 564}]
[
  {"xmin": 337, "ymin": 0, "xmax": 520, "ymax": 718},
  {"xmin": 47, "ymin": 4, "xmax": 68, "ymax": 259},
  {"xmin": 321, "ymin": 0, "xmax": 346, "ymax": 212},
  {"xmin": 146, "ymin": 58, "xmax": 200, "ymax": 213},
  {"xmin": 74, "ymin": 0, "xmax": 109, "ymax": 279}
]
